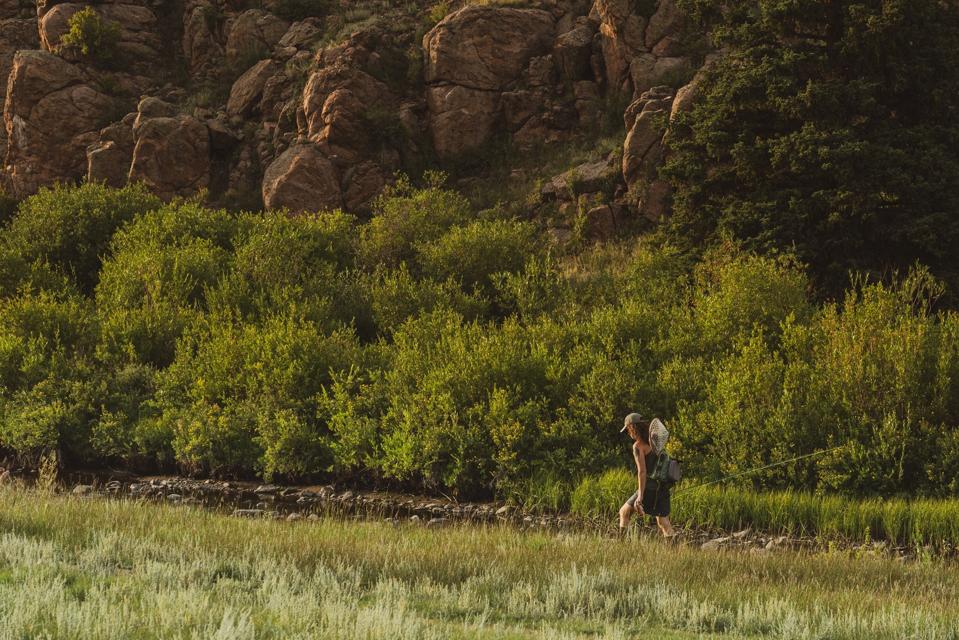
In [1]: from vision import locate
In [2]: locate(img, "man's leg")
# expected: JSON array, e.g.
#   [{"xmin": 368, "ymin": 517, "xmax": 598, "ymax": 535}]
[
  {"xmin": 619, "ymin": 502, "xmax": 634, "ymax": 529},
  {"xmin": 656, "ymin": 516, "xmax": 675, "ymax": 537},
  {"xmin": 619, "ymin": 492, "xmax": 639, "ymax": 529}
]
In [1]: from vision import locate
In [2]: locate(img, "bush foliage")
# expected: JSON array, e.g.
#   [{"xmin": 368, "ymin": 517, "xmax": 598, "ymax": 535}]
[{"xmin": 1, "ymin": 179, "xmax": 959, "ymax": 502}]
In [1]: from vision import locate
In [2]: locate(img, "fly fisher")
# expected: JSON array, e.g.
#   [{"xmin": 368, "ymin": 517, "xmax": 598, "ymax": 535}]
[{"xmin": 618, "ymin": 413, "xmax": 679, "ymax": 537}]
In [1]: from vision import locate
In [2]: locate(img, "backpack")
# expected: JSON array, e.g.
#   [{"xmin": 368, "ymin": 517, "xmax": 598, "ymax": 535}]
[
  {"xmin": 647, "ymin": 418, "xmax": 681, "ymax": 485},
  {"xmin": 649, "ymin": 450, "xmax": 682, "ymax": 485}
]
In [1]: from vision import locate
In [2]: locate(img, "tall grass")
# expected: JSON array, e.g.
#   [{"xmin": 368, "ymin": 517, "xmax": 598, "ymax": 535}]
[
  {"xmin": 557, "ymin": 469, "xmax": 959, "ymax": 548},
  {"xmin": 0, "ymin": 490, "xmax": 959, "ymax": 640},
  {"xmin": 0, "ymin": 489, "xmax": 957, "ymax": 639}
]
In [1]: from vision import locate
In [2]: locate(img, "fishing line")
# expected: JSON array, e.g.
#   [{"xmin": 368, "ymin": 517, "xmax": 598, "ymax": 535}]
[{"xmin": 672, "ymin": 445, "xmax": 847, "ymax": 497}]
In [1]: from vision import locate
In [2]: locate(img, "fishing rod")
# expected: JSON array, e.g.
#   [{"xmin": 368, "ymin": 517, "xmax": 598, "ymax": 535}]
[{"xmin": 672, "ymin": 445, "xmax": 847, "ymax": 497}]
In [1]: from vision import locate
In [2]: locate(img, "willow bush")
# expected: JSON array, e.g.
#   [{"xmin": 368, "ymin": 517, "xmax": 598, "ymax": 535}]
[{"xmin": 0, "ymin": 182, "xmax": 959, "ymax": 501}]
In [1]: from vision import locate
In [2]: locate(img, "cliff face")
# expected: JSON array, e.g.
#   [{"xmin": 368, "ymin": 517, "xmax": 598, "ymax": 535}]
[{"xmin": 0, "ymin": 0, "xmax": 705, "ymax": 223}]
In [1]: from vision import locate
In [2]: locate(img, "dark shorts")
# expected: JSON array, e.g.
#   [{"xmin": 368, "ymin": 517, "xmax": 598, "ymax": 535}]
[{"xmin": 626, "ymin": 480, "xmax": 671, "ymax": 517}]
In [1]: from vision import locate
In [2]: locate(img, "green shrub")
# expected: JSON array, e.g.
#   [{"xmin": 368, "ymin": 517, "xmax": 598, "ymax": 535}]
[
  {"xmin": 363, "ymin": 265, "xmax": 489, "ymax": 335},
  {"xmin": 418, "ymin": 219, "xmax": 536, "ymax": 294},
  {"xmin": 89, "ymin": 363, "xmax": 172, "ymax": 468},
  {"xmin": 206, "ymin": 211, "xmax": 355, "ymax": 325},
  {"xmin": 358, "ymin": 173, "xmax": 471, "ymax": 270},
  {"xmin": 59, "ymin": 7, "xmax": 122, "ymax": 63},
  {"xmin": 94, "ymin": 203, "xmax": 241, "ymax": 366},
  {"xmin": 0, "ymin": 291, "xmax": 99, "ymax": 462},
  {"xmin": 0, "ymin": 183, "xmax": 161, "ymax": 296},
  {"xmin": 159, "ymin": 313, "xmax": 361, "ymax": 478}
]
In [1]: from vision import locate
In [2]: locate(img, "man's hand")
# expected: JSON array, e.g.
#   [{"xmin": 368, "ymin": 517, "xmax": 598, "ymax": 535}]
[{"xmin": 634, "ymin": 502, "xmax": 645, "ymax": 516}]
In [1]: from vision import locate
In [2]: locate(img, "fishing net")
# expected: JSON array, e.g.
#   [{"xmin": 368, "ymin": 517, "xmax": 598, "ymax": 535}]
[{"xmin": 650, "ymin": 418, "xmax": 669, "ymax": 454}]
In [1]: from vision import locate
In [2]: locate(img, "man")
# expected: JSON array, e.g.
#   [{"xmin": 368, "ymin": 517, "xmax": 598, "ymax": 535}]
[{"xmin": 618, "ymin": 412, "xmax": 676, "ymax": 537}]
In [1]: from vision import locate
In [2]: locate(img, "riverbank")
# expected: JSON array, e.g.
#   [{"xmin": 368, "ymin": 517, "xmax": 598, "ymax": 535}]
[
  {"xmin": 0, "ymin": 487, "xmax": 956, "ymax": 639},
  {"xmin": 17, "ymin": 471, "xmax": 957, "ymax": 560}
]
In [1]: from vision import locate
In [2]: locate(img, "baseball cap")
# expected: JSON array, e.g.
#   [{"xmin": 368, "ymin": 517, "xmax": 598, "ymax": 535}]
[{"xmin": 620, "ymin": 413, "xmax": 643, "ymax": 432}]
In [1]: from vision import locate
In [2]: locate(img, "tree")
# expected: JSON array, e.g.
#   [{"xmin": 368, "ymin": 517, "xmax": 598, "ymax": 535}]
[{"xmin": 665, "ymin": 0, "xmax": 959, "ymax": 294}]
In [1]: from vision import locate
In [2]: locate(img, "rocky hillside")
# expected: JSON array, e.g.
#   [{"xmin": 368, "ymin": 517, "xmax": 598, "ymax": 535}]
[{"xmin": 0, "ymin": 0, "xmax": 707, "ymax": 229}]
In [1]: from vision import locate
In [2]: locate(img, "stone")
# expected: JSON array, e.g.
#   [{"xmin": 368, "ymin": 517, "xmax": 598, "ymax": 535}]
[
  {"xmin": 423, "ymin": 5, "xmax": 555, "ymax": 91},
  {"xmin": 553, "ymin": 23, "xmax": 594, "ymax": 83},
  {"xmin": 225, "ymin": 9, "xmax": 289, "ymax": 68},
  {"xmin": 495, "ymin": 505, "xmax": 513, "ymax": 516},
  {"xmin": 0, "ymin": 470, "xmax": 10, "ymax": 486},
  {"xmin": 426, "ymin": 84, "xmax": 500, "ymax": 159},
  {"xmin": 732, "ymin": 528, "xmax": 752, "ymax": 540},
  {"xmin": 593, "ymin": 0, "xmax": 647, "ymax": 91},
  {"xmin": 623, "ymin": 106, "xmax": 669, "ymax": 186},
  {"xmin": 0, "ymin": 17, "xmax": 39, "ymax": 160},
  {"xmin": 183, "ymin": 1, "xmax": 224, "ymax": 76},
  {"xmin": 645, "ymin": 0, "xmax": 687, "ymax": 51},
  {"xmin": 302, "ymin": 66, "xmax": 388, "ymax": 141},
  {"xmin": 286, "ymin": 512, "xmax": 303, "ymax": 521},
  {"xmin": 86, "ymin": 120, "xmax": 135, "ymax": 188},
  {"xmin": 278, "ymin": 17, "xmax": 323, "ymax": 49},
  {"xmin": 167, "ymin": 493, "xmax": 182, "ymax": 501},
  {"xmin": 427, "ymin": 517, "xmax": 448, "ymax": 528},
  {"xmin": 134, "ymin": 96, "xmax": 177, "ymax": 124},
  {"xmin": 129, "ymin": 112, "xmax": 210, "ymax": 200},
  {"xmin": 701, "ymin": 536, "xmax": 730, "ymax": 551},
  {"xmin": 255, "ymin": 484, "xmax": 280, "ymax": 494},
  {"xmin": 233, "ymin": 509, "xmax": 265, "ymax": 518},
  {"xmin": 584, "ymin": 204, "xmax": 619, "ymax": 240},
  {"xmin": 227, "ymin": 59, "xmax": 278, "ymax": 117},
  {"xmin": 4, "ymin": 50, "xmax": 116, "ymax": 198},
  {"xmin": 40, "ymin": 3, "xmax": 161, "ymax": 71},
  {"xmin": 629, "ymin": 54, "xmax": 692, "ymax": 98},
  {"xmin": 342, "ymin": 160, "xmax": 386, "ymax": 212},
  {"xmin": 72, "ymin": 484, "xmax": 94, "ymax": 495},
  {"xmin": 261, "ymin": 143, "xmax": 342, "ymax": 213}
]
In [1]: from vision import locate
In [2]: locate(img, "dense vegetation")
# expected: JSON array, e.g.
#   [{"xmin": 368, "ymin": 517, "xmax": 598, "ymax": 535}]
[
  {"xmin": 0, "ymin": 489, "xmax": 956, "ymax": 639},
  {"xmin": 1, "ymin": 180, "xmax": 958, "ymax": 503},
  {"xmin": 667, "ymin": 0, "xmax": 959, "ymax": 293}
]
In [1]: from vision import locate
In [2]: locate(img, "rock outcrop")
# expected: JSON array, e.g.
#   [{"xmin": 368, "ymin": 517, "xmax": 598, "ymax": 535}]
[
  {"xmin": 0, "ymin": 0, "xmax": 702, "ymax": 223},
  {"xmin": 423, "ymin": 5, "xmax": 557, "ymax": 158},
  {"xmin": 129, "ymin": 102, "xmax": 210, "ymax": 200},
  {"xmin": 4, "ymin": 50, "xmax": 116, "ymax": 197},
  {"xmin": 623, "ymin": 85, "xmax": 673, "ymax": 221},
  {"xmin": 0, "ymin": 13, "xmax": 38, "ymax": 163},
  {"xmin": 262, "ymin": 143, "xmax": 342, "ymax": 213}
]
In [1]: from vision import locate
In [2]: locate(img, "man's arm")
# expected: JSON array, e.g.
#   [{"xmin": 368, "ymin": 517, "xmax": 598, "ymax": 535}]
[{"xmin": 633, "ymin": 443, "xmax": 647, "ymax": 514}]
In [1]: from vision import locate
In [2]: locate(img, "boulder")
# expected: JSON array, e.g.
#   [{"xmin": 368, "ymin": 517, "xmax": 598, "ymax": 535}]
[
  {"xmin": 645, "ymin": 0, "xmax": 687, "ymax": 51},
  {"xmin": 225, "ymin": 9, "xmax": 289, "ymax": 68},
  {"xmin": 426, "ymin": 84, "xmax": 500, "ymax": 159},
  {"xmin": 629, "ymin": 54, "xmax": 692, "ymax": 98},
  {"xmin": 182, "ymin": 1, "xmax": 223, "ymax": 77},
  {"xmin": 261, "ymin": 143, "xmax": 342, "ymax": 213},
  {"xmin": 302, "ymin": 66, "xmax": 388, "ymax": 141},
  {"xmin": 553, "ymin": 23, "xmax": 595, "ymax": 84},
  {"xmin": 87, "ymin": 119, "xmax": 135, "ymax": 188},
  {"xmin": 342, "ymin": 160, "xmax": 386, "ymax": 212},
  {"xmin": 278, "ymin": 17, "xmax": 323, "ymax": 49},
  {"xmin": 593, "ymin": 0, "xmax": 648, "ymax": 92},
  {"xmin": 542, "ymin": 158, "xmax": 620, "ymax": 201},
  {"xmin": 0, "ymin": 17, "xmax": 39, "ymax": 160},
  {"xmin": 622, "ymin": 86, "xmax": 674, "ymax": 221},
  {"xmin": 129, "ymin": 105, "xmax": 210, "ymax": 200},
  {"xmin": 423, "ymin": 5, "xmax": 555, "ymax": 90},
  {"xmin": 227, "ymin": 58, "xmax": 278, "ymax": 116},
  {"xmin": 4, "ymin": 50, "xmax": 116, "ymax": 197},
  {"xmin": 40, "ymin": 3, "xmax": 161, "ymax": 66}
]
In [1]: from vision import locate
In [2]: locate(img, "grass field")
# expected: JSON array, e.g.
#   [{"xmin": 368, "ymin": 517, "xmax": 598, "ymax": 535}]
[{"xmin": 0, "ymin": 489, "xmax": 957, "ymax": 639}]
